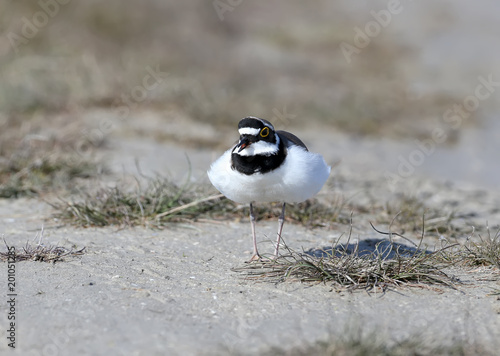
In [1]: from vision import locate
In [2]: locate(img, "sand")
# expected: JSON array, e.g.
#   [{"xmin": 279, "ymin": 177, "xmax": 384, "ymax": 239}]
[{"xmin": 1, "ymin": 128, "xmax": 500, "ymax": 355}]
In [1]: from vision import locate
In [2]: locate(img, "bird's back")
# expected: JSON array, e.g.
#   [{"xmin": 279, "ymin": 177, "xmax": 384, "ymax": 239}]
[{"xmin": 277, "ymin": 130, "xmax": 308, "ymax": 151}]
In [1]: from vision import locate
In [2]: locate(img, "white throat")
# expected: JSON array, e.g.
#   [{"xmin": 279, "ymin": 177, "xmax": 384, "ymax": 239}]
[{"xmin": 235, "ymin": 135, "xmax": 280, "ymax": 156}]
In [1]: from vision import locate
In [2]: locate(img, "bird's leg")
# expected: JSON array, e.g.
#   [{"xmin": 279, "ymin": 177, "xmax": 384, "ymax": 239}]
[
  {"xmin": 248, "ymin": 203, "xmax": 261, "ymax": 262},
  {"xmin": 273, "ymin": 202, "xmax": 286, "ymax": 259}
]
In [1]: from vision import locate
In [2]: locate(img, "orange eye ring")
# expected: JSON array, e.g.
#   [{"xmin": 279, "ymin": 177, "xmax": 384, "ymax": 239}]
[{"xmin": 260, "ymin": 127, "xmax": 270, "ymax": 137}]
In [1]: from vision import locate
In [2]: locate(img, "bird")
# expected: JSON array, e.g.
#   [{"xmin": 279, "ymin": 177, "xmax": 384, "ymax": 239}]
[{"xmin": 207, "ymin": 116, "xmax": 331, "ymax": 261}]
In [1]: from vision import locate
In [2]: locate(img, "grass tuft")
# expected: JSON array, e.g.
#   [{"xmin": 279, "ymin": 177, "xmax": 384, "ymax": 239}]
[
  {"xmin": 50, "ymin": 176, "xmax": 354, "ymax": 228},
  {"xmin": 234, "ymin": 218, "xmax": 458, "ymax": 290},
  {"xmin": 234, "ymin": 243, "xmax": 455, "ymax": 291},
  {"xmin": 383, "ymin": 195, "xmax": 455, "ymax": 237},
  {"xmin": 1, "ymin": 228, "xmax": 85, "ymax": 263},
  {"xmin": 51, "ymin": 177, "xmax": 233, "ymax": 227},
  {"xmin": 460, "ymin": 225, "xmax": 500, "ymax": 268},
  {"xmin": 253, "ymin": 196, "xmax": 360, "ymax": 228}
]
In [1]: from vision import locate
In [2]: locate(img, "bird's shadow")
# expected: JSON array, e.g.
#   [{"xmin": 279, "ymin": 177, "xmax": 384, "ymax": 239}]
[{"xmin": 303, "ymin": 238, "xmax": 431, "ymax": 260}]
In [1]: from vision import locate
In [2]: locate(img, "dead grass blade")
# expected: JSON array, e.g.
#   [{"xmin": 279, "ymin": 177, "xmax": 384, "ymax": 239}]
[
  {"xmin": 0, "ymin": 228, "xmax": 85, "ymax": 263},
  {"xmin": 155, "ymin": 193, "xmax": 224, "ymax": 219}
]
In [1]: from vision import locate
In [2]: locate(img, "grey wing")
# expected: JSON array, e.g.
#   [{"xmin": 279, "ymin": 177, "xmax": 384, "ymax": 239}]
[{"xmin": 277, "ymin": 130, "xmax": 308, "ymax": 151}]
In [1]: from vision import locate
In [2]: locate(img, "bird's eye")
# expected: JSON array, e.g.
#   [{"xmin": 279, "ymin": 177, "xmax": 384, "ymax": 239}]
[{"xmin": 260, "ymin": 127, "xmax": 270, "ymax": 137}]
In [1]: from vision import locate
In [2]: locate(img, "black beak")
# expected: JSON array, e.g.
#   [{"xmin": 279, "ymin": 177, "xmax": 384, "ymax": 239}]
[{"xmin": 237, "ymin": 137, "xmax": 251, "ymax": 152}]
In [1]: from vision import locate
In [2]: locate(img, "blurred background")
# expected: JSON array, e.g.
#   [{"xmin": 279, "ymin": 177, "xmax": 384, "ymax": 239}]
[{"xmin": 0, "ymin": 0, "xmax": 499, "ymax": 195}]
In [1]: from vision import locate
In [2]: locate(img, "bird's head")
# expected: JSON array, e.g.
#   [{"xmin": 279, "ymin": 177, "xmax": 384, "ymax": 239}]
[{"xmin": 234, "ymin": 117, "xmax": 279, "ymax": 156}]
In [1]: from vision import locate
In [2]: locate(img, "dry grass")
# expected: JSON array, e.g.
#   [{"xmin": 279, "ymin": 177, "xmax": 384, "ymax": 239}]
[
  {"xmin": 456, "ymin": 225, "xmax": 500, "ymax": 268},
  {"xmin": 50, "ymin": 177, "xmax": 227, "ymax": 227},
  {"xmin": 235, "ymin": 245, "xmax": 454, "ymax": 290},
  {"xmin": 234, "ymin": 218, "xmax": 458, "ymax": 291},
  {"xmin": 50, "ymin": 176, "xmax": 354, "ymax": 228},
  {"xmin": 382, "ymin": 194, "xmax": 458, "ymax": 238},
  {"xmin": 234, "ymin": 212, "xmax": 500, "ymax": 289},
  {"xmin": 253, "ymin": 196, "xmax": 362, "ymax": 228},
  {"xmin": 0, "ymin": 115, "xmax": 105, "ymax": 198},
  {"xmin": 217, "ymin": 320, "xmax": 495, "ymax": 356},
  {"xmin": 0, "ymin": 228, "xmax": 85, "ymax": 263},
  {"xmin": 50, "ymin": 175, "xmax": 500, "ymax": 277},
  {"xmin": 260, "ymin": 332, "xmax": 493, "ymax": 356}
]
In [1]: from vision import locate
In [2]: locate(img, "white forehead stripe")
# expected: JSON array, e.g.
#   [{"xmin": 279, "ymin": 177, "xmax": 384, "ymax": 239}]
[{"xmin": 238, "ymin": 127, "xmax": 260, "ymax": 136}]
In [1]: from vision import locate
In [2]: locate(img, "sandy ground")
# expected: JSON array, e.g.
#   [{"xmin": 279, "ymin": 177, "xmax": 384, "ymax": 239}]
[
  {"xmin": 1, "ymin": 201, "xmax": 500, "ymax": 356},
  {"xmin": 1, "ymin": 123, "xmax": 500, "ymax": 355},
  {"xmin": 1, "ymin": 2, "xmax": 500, "ymax": 354}
]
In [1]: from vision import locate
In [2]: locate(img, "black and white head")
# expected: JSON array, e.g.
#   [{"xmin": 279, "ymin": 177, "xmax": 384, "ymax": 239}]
[
  {"xmin": 233, "ymin": 117, "xmax": 279, "ymax": 157},
  {"xmin": 231, "ymin": 117, "xmax": 285, "ymax": 175}
]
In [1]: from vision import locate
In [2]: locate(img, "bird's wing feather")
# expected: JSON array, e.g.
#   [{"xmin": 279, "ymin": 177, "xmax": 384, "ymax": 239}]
[{"xmin": 277, "ymin": 130, "xmax": 308, "ymax": 151}]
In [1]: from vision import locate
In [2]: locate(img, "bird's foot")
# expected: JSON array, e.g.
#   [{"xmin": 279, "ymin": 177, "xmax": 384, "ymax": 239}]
[{"xmin": 246, "ymin": 253, "xmax": 263, "ymax": 263}]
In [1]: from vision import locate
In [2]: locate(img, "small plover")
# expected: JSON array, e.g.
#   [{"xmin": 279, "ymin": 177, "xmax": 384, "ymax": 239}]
[{"xmin": 208, "ymin": 117, "xmax": 330, "ymax": 261}]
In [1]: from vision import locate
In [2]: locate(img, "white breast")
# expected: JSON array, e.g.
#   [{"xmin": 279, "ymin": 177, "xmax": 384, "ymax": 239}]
[{"xmin": 207, "ymin": 145, "xmax": 331, "ymax": 204}]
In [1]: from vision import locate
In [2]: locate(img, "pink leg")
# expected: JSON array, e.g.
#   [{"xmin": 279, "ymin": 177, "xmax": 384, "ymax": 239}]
[
  {"xmin": 248, "ymin": 203, "xmax": 261, "ymax": 262},
  {"xmin": 273, "ymin": 203, "xmax": 286, "ymax": 258}
]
